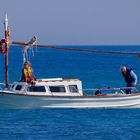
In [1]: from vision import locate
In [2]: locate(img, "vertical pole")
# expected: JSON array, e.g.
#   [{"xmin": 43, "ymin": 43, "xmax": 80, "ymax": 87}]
[{"xmin": 4, "ymin": 14, "xmax": 9, "ymax": 89}]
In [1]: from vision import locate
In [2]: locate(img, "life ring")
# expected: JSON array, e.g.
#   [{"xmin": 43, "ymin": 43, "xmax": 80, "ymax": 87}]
[{"xmin": 0, "ymin": 38, "xmax": 9, "ymax": 55}]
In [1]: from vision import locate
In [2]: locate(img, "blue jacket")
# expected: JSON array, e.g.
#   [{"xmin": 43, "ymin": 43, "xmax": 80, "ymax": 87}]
[{"xmin": 122, "ymin": 68, "xmax": 137, "ymax": 85}]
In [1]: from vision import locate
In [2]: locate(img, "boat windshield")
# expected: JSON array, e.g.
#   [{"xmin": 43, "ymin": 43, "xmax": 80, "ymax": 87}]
[
  {"xmin": 69, "ymin": 85, "xmax": 79, "ymax": 93},
  {"xmin": 15, "ymin": 85, "xmax": 23, "ymax": 91}
]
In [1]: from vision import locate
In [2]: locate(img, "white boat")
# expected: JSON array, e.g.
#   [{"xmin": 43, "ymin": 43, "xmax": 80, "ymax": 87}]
[
  {"xmin": 0, "ymin": 14, "xmax": 140, "ymax": 109},
  {"xmin": 0, "ymin": 78, "xmax": 140, "ymax": 109}
]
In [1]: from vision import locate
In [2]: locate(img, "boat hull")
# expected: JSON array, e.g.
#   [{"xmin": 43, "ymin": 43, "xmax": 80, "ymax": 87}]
[{"xmin": 1, "ymin": 92, "xmax": 140, "ymax": 108}]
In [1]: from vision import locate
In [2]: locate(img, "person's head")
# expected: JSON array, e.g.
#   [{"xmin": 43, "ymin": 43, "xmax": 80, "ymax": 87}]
[
  {"xmin": 120, "ymin": 66, "xmax": 127, "ymax": 73},
  {"xmin": 24, "ymin": 61, "xmax": 29, "ymax": 68}
]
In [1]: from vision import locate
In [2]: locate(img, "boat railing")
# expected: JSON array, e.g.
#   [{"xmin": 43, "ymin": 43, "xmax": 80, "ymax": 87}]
[
  {"xmin": 0, "ymin": 83, "xmax": 14, "ymax": 90},
  {"xmin": 0, "ymin": 83, "xmax": 5, "ymax": 90},
  {"xmin": 83, "ymin": 87, "xmax": 137, "ymax": 95}
]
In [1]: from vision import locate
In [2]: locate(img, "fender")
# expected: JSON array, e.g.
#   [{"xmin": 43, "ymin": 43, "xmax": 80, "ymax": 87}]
[{"xmin": 0, "ymin": 38, "xmax": 9, "ymax": 55}]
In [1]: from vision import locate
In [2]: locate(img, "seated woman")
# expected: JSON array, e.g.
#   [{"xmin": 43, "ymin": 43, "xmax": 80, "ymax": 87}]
[{"xmin": 20, "ymin": 61, "xmax": 36, "ymax": 83}]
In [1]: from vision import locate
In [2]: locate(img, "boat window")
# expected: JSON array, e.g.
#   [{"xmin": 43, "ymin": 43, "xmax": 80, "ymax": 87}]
[
  {"xmin": 69, "ymin": 85, "xmax": 79, "ymax": 93},
  {"xmin": 49, "ymin": 85, "xmax": 66, "ymax": 93},
  {"xmin": 15, "ymin": 85, "xmax": 22, "ymax": 91},
  {"xmin": 27, "ymin": 86, "xmax": 46, "ymax": 92},
  {"xmin": 11, "ymin": 84, "xmax": 15, "ymax": 89}
]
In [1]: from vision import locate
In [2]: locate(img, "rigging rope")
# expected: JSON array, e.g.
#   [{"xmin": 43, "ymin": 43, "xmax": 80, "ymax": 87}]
[
  {"xmin": 11, "ymin": 41, "xmax": 140, "ymax": 56},
  {"xmin": 36, "ymin": 45, "xmax": 140, "ymax": 56}
]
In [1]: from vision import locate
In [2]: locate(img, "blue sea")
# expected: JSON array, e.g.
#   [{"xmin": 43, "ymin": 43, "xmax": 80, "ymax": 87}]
[{"xmin": 0, "ymin": 45, "xmax": 140, "ymax": 140}]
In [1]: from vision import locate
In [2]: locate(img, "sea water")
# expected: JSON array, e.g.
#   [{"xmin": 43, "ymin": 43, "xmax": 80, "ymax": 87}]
[{"xmin": 0, "ymin": 45, "xmax": 140, "ymax": 140}]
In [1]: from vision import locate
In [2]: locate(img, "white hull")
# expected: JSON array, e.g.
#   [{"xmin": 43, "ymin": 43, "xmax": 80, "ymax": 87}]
[{"xmin": 1, "ymin": 92, "xmax": 140, "ymax": 109}]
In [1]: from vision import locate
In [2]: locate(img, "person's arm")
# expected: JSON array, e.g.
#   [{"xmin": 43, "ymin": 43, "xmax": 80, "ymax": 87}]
[{"xmin": 130, "ymin": 71, "xmax": 137, "ymax": 85}]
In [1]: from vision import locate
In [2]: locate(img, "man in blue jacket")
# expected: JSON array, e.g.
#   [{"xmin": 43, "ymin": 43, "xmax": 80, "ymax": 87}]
[{"xmin": 121, "ymin": 66, "xmax": 137, "ymax": 94}]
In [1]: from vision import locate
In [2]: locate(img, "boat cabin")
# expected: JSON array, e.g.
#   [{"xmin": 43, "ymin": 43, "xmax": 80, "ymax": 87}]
[{"xmin": 9, "ymin": 78, "xmax": 83, "ymax": 96}]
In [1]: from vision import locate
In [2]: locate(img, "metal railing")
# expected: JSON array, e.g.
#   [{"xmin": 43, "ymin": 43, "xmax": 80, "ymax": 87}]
[{"xmin": 83, "ymin": 87, "xmax": 138, "ymax": 95}]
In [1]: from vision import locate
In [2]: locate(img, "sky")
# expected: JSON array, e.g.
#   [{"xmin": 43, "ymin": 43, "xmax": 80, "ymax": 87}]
[{"xmin": 0, "ymin": 0, "xmax": 140, "ymax": 45}]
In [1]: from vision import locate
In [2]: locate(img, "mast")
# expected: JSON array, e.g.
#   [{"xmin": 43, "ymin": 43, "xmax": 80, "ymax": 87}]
[{"xmin": 4, "ymin": 13, "xmax": 9, "ymax": 88}]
